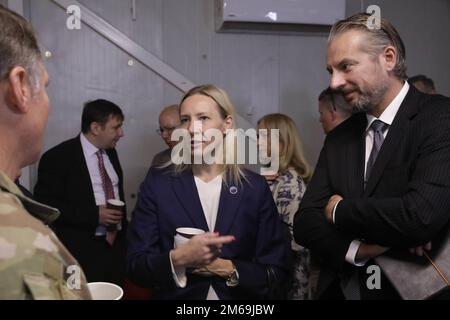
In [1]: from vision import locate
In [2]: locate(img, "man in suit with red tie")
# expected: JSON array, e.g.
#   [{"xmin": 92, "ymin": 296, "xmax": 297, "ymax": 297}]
[
  {"xmin": 35, "ymin": 99, "xmax": 127, "ymax": 285},
  {"xmin": 294, "ymin": 13, "xmax": 450, "ymax": 299}
]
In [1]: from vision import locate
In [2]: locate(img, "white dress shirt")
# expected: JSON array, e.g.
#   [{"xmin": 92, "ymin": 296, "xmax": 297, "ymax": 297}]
[
  {"xmin": 170, "ymin": 174, "xmax": 223, "ymax": 300},
  {"xmin": 80, "ymin": 134, "xmax": 120, "ymax": 235},
  {"xmin": 334, "ymin": 81, "xmax": 410, "ymax": 265}
]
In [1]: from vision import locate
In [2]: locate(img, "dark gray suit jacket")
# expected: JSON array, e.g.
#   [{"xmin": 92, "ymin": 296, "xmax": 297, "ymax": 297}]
[{"xmin": 294, "ymin": 86, "xmax": 450, "ymax": 299}]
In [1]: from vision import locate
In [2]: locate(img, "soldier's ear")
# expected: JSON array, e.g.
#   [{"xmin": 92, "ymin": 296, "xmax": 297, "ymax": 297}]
[{"xmin": 5, "ymin": 66, "xmax": 32, "ymax": 114}]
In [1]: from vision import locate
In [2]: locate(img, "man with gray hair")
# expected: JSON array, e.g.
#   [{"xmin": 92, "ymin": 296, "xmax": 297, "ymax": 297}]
[
  {"xmin": 0, "ymin": 5, "xmax": 90, "ymax": 299},
  {"xmin": 318, "ymin": 87, "xmax": 352, "ymax": 134},
  {"xmin": 295, "ymin": 13, "xmax": 450, "ymax": 299},
  {"xmin": 151, "ymin": 104, "xmax": 180, "ymax": 166}
]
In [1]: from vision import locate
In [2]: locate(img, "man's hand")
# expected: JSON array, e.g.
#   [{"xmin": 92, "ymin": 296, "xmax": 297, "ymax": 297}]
[
  {"xmin": 191, "ymin": 258, "xmax": 234, "ymax": 278},
  {"xmin": 324, "ymin": 195, "xmax": 343, "ymax": 224},
  {"xmin": 355, "ymin": 243, "xmax": 389, "ymax": 261},
  {"xmin": 171, "ymin": 233, "xmax": 235, "ymax": 269},
  {"xmin": 409, "ymin": 242, "xmax": 432, "ymax": 257},
  {"xmin": 99, "ymin": 205, "xmax": 123, "ymax": 226}
]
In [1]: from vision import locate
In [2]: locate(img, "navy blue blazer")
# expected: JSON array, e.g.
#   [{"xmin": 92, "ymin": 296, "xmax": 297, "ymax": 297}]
[{"xmin": 127, "ymin": 167, "xmax": 289, "ymax": 300}]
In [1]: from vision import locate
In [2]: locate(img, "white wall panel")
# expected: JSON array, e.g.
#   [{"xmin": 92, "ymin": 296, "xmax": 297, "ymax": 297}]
[
  {"xmin": 30, "ymin": 0, "xmax": 165, "ymax": 209},
  {"xmin": 279, "ymin": 35, "xmax": 330, "ymax": 167}
]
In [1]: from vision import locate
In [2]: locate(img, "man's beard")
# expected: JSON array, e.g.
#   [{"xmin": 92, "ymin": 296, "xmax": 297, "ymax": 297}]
[
  {"xmin": 349, "ymin": 80, "xmax": 389, "ymax": 114},
  {"xmin": 350, "ymin": 64, "xmax": 390, "ymax": 114}
]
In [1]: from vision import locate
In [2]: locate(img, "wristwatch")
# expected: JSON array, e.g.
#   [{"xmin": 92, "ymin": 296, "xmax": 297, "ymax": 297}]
[{"xmin": 226, "ymin": 267, "xmax": 239, "ymax": 287}]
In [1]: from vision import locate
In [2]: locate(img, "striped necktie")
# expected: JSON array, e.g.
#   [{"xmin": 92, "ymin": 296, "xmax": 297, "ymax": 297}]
[
  {"xmin": 96, "ymin": 150, "xmax": 118, "ymax": 246},
  {"xmin": 365, "ymin": 120, "xmax": 389, "ymax": 183}
]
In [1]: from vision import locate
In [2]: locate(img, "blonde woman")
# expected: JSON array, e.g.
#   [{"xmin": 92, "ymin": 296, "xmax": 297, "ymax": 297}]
[
  {"xmin": 127, "ymin": 85, "xmax": 288, "ymax": 299},
  {"xmin": 258, "ymin": 113, "xmax": 312, "ymax": 299}
]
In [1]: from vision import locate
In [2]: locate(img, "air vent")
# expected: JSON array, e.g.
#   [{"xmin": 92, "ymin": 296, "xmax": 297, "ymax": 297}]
[{"xmin": 215, "ymin": 0, "xmax": 346, "ymax": 34}]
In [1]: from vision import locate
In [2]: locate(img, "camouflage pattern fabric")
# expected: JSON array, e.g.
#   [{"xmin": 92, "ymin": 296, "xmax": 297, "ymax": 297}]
[{"xmin": 0, "ymin": 171, "xmax": 91, "ymax": 300}]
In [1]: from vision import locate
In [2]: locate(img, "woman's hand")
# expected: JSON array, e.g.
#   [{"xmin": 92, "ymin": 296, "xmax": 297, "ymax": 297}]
[
  {"xmin": 170, "ymin": 233, "xmax": 235, "ymax": 268},
  {"xmin": 191, "ymin": 258, "xmax": 235, "ymax": 278}
]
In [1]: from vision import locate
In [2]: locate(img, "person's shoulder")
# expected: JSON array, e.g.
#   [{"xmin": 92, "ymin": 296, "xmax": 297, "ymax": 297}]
[
  {"xmin": 325, "ymin": 112, "xmax": 366, "ymax": 144},
  {"xmin": 0, "ymin": 189, "xmax": 73, "ymax": 260},
  {"xmin": 0, "ymin": 189, "xmax": 24, "ymax": 217},
  {"xmin": 154, "ymin": 148, "xmax": 171, "ymax": 158},
  {"xmin": 41, "ymin": 137, "xmax": 79, "ymax": 159},
  {"xmin": 241, "ymin": 168, "xmax": 263, "ymax": 181},
  {"xmin": 418, "ymin": 92, "xmax": 450, "ymax": 114},
  {"xmin": 0, "ymin": 189, "xmax": 47, "ymax": 224},
  {"xmin": 145, "ymin": 164, "xmax": 177, "ymax": 184},
  {"xmin": 49, "ymin": 136, "xmax": 79, "ymax": 150},
  {"xmin": 410, "ymin": 92, "xmax": 450, "ymax": 132},
  {"xmin": 151, "ymin": 148, "xmax": 172, "ymax": 167},
  {"xmin": 240, "ymin": 169, "xmax": 268, "ymax": 190},
  {"xmin": 332, "ymin": 112, "xmax": 365, "ymax": 133},
  {"xmin": 0, "ymin": 190, "xmax": 90, "ymax": 300},
  {"xmin": 0, "ymin": 190, "xmax": 54, "ymax": 246}
]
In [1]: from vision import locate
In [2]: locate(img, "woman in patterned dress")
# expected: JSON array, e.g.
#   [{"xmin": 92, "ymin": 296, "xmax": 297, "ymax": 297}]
[{"xmin": 257, "ymin": 113, "xmax": 312, "ymax": 300}]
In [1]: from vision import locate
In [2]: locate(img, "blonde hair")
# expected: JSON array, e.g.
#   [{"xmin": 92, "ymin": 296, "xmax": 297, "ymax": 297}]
[
  {"xmin": 258, "ymin": 113, "xmax": 311, "ymax": 184},
  {"xmin": 175, "ymin": 84, "xmax": 246, "ymax": 186}
]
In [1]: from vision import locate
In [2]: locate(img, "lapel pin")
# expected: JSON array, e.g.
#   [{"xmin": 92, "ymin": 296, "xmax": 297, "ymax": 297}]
[{"xmin": 229, "ymin": 186, "xmax": 238, "ymax": 195}]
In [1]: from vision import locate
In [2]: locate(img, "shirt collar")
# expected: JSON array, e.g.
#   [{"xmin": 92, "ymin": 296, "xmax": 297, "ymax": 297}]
[
  {"xmin": 366, "ymin": 81, "xmax": 410, "ymax": 131},
  {"xmin": 80, "ymin": 133, "xmax": 100, "ymax": 156},
  {"xmin": 0, "ymin": 171, "xmax": 22, "ymax": 195},
  {"xmin": 0, "ymin": 171, "xmax": 60, "ymax": 224}
]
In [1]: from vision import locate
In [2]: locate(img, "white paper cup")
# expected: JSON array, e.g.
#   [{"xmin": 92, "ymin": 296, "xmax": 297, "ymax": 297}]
[
  {"xmin": 87, "ymin": 282, "xmax": 124, "ymax": 300},
  {"xmin": 107, "ymin": 199, "xmax": 125, "ymax": 211},
  {"xmin": 260, "ymin": 169, "xmax": 278, "ymax": 176},
  {"xmin": 174, "ymin": 227, "xmax": 205, "ymax": 248}
]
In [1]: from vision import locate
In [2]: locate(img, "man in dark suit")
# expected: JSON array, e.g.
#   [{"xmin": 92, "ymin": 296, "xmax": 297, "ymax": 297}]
[
  {"xmin": 294, "ymin": 13, "xmax": 450, "ymax": 299},
  {"xmin": 318, "ymin": 87, "xmax": 351, "ymax": 135},
  {"xmin": 35, "ymin": 99, "xmax": 127, "ymax": 285}
]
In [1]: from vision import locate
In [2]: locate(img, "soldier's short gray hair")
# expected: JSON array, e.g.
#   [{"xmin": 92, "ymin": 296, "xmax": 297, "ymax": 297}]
[{"xmin": 0, "ymin": 5, "xmax": 42, "ymax": 94}]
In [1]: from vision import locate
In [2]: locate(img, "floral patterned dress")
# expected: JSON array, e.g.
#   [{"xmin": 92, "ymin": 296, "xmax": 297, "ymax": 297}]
[{"xmin": 269, "ymin": 168, "xmax": 310, "ymax": 300}]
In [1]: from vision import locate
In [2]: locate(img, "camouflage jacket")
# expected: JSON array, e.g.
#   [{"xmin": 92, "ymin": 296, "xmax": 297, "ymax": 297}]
[{"xmin": 0, "ymin": 171, "xmax": 91, "ymax": 300}]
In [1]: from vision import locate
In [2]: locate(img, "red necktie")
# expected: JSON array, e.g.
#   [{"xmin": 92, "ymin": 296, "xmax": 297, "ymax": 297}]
[{"xmin": 96, "ymin": 150, "xmax": 118, "ymax": 246}]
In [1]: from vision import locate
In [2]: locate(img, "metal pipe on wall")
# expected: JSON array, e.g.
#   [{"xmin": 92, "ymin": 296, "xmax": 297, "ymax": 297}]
[{"xmin": 131, "ymin": 0, "xmax": 136, "ymax": 21}]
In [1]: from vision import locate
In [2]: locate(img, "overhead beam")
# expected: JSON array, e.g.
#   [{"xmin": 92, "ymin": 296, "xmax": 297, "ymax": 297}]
[
  {"xmin": 49, "ymin": 0, "xmax": 254, "ymax": 130},
  {"xmin": 51, "ymin": 0, "xmax": 196, "ymax": 93}
]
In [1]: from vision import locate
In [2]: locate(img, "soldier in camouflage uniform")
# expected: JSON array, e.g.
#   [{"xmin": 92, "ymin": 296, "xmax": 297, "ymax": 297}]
[{"xmin": 0, "ymin": 5, "xmax": 91, "ymax": 299}]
